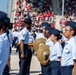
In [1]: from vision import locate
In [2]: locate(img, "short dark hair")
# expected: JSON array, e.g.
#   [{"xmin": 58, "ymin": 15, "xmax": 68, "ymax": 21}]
[
  {"xmin": 54, "ymin": 34, "xmax": 62, "ymax": 41},
  {"xmin": 0, "ymin": 21, "xmax": 4, "ymax": 30},
  {"xmin": 8, "ymin": 23, "xmax": 13, "ymax": 29}
]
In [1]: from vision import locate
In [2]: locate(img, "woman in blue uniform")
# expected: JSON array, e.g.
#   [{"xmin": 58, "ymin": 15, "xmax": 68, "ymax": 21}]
[
  {"xmin": 49, "ymin": 29, "xmax": 62, "ymax": 75},
  {"xmin": 0, "ymin": 11, "xmax": 10, "ymax": 75}
]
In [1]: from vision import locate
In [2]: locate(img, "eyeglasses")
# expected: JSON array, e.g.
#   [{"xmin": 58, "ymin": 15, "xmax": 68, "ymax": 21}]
[
  {"xmin": 65, "ymin": 29, "xmax": 72, "ymax": 31},
  {"xmin": 63, "ymin": 29, "xmax": 72, "ymax": 32}
]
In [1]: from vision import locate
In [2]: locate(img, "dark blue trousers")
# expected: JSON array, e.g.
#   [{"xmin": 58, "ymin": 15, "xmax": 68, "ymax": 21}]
[
  {"xmin": 50, "ymin": 61, "xmax": 61, "ymax": 75},
  {"xmin": 61, "ymin": 65, "xmax": 74, "ymax": 75},
  {"xmin": 19, "ymin": 44, "xmax": 28, "ymax": 75},
  {"xmin": 3, "ymin": 65, "xmax": 9, "ymax": 75},
  {"xmin": 12, "ymin": 37, "xmax": 18, "ymax": 48},
  {"xmin": 41, "ymin": 64, "xmax": 50, "ymax": 75},
  {"xmin": 18, "ymin": 46, "xmax": 21, "ymax": 67},
  {"xmin": 26, "ymin": 48, "xmax": 32, "ymax": 75}
]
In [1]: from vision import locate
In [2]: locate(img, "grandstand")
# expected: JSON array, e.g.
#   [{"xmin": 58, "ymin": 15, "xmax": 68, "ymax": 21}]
[{"xmin": 11, "ymin": 0, "xmax": 76, "ymax": 30}]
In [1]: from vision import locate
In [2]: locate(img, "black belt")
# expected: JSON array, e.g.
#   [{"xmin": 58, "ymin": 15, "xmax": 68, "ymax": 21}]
[{"xmin": 24, "ymin": 44, "xmax": 28, "ymax": 46}]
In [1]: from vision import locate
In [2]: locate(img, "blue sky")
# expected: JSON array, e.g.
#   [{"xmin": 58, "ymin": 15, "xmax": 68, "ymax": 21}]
[{"xmin": 0, "ymin": 0, "xmax": 12, "ymax": 17}]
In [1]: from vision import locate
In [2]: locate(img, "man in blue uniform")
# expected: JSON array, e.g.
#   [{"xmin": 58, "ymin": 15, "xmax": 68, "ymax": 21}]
[
  {"xmin": 36, "ymin": 22, "xmax": 52, "ymax": 75},
  {"xmin": 36, "ymin": 22, "xmax": 51, "ymax": 39},
  {"xmin": 61, "ymin": 21, "xmax": 76, "ymax": 75},
  {"xmin": 26, "ymin": 31, "xmax": 34, "ymax": 75},
  {"xmin": 41, "ymin": 26, "xmax": 54, "ymax": 75},
  {"xmin": 18, "ymin": 18, "xmax": 32, "ymax": 75}
]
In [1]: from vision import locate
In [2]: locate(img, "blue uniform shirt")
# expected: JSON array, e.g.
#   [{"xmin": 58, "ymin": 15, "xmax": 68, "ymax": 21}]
[
  {"xmin": 50, "ymin": 42, "xmax": 62, "ymax": 61},
  {"xmin": 46, "ymin": 38, "xmax": 54, "ymax": 47},
  {"xmin": 28, "ymin": 32, "xmax": 34, "ymax": 49},
  {"xmin": 9, "ymin": 30, "xmax": 13, "ymax": 45},
  {"xmin": 0, "ymin": 35, "xmax": 6, "ymax": 75},
  {"xmin": 13, "ymin": 31, "xmax": 19, "ymax": 38},
  {"xmin": 61, "ymin": 37, "xmax": 76, "ymax": 66},
  {"xmin": 18, "ymin": 28, "xmax": 29, "ymax": 44},
  {"xmin": 36, "ymin": 33, "xmax": 45, "ymax": 39},
  {"xmin": 29, "ymin": 32, "xmax": 34, "ymax": 43},
  {"xmin": 2, "ymin": 33, "xmax": 10, "ymax": 57},
  {"xmin": 0, "ymin": 33, "xmax": 10, "ymax": 75}
]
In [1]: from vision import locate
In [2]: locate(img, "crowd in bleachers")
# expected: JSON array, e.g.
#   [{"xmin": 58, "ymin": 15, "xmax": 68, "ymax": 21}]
[
  {"xmin": 13, "ymin": 0, "xmax": 55, "ymax": 31},
  {"xmin": 13, "ymin": 0, "xmax": 76, "ymax": 32},
  {"xmin": 59, "ymin": 0, "xmax": 76, "ymax": 27},
  {"xmin": 1, "ymin": 0, "xmax": 76, "ymax": 75}
]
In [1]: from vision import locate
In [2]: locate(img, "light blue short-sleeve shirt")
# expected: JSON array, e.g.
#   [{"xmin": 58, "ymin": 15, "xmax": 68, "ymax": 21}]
[
  {"xmin": 46, "ymin": 38, "xmax": 54, "ymax": 47},
  {"xmin": 0, "ymin": 35, "xmax": 5, "ymax": 75},
  {"xmin": 50, "ymin": 42, "xmax": 62, "ymax": 61},
  {"xmin": 0, "ymin": 33, "xmax": 10, "ymax": 75},
  {"xmin": 29, "ymin": 32, "xmax": 34, "ymax": 43},
  {"xmin": 13, "ymin": 31, "xmax": 19, "ymax": 38},
  {"xmin": 61, "ymin": 37, "xmax": 76, "ymax": 66},
  {"xmin": 36, "ymin": 33, "xmax": 45, "ymax": 39},
  {"xmin": 9, "ymin": 30, "xmax": 13, "ymax": 45},
  {"xmin": 18, "ymin": 28, "xmax": 29, "ymax": 44}
]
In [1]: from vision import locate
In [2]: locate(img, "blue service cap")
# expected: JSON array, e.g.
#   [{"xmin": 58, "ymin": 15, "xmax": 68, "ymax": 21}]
[
  {"xmin": 0, "ymin": 11, "xmax": 7, "ymax": 21},
  {"xmin": 3, "ymin": 17, "xmax": 10, "ymax": 27},
  {"xmin": 66, "ymin": 21, "xmax": 76, "ymax": 31},
  {"xmin": 23, "ymin": 18, "xmax": 32, "ymax": 25},
  {"xmin": 4, "ymin": 17, "xmax": 10, "ymax": 23},
  {"xmin": 50, "ymin": 29, "xmax": 60, "ymax": 35},
  {"xmin": 41, "ymin": 22, "xmax": 50, "ymax": 27},
  {"xmin": 45, "ymin": 26, "xmax": 52, "ymax": 31}
]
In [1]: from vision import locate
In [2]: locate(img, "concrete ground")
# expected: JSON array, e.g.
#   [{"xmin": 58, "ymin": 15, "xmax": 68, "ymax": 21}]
[{"xmin": 10, "ymin": 48, "xmax": 41, "ymax": 75}]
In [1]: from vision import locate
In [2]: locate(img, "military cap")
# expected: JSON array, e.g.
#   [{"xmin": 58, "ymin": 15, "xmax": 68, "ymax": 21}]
[
  {"xmin": 0, "ymin": 11, "xmax": 7, "ymax": 21},
  {"xmin": 66, "ymin": 21, "xmax": 76, "ymax": 31},
  {"xmin": 45, "ymin": 26, "xmax": 52, "ymax": 31},
  {"xmin": 41, "ymin": 22, "xmax": 51, "ymax": 27},
  {"xmin": 23, "ymin": 18, "xmax": 32, "ymax": 25},
  {"xmin": 4, "ymin": 17, "xmax": 10, "ymax": 27},
  {"xmin": 50, "ymin": 29, "xmax": 60, "ymax": 35}
]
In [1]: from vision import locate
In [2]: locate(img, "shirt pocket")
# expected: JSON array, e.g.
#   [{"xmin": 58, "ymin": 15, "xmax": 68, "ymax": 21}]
[{"xmin": 64, "ymin": 47, "xmax": 70, "ymax": 54}]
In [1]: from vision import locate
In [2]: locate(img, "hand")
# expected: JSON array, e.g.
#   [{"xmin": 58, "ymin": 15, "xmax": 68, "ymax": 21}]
[
  {"xmin": 72, "ymin": 65, "xmax": 76, "ymax": 75},
  {"xmin": 21, "ymin": 53, "xmax": 25, "ymax": 59},
  {"xmin": 42, "ymin": 61, "xmax": 48, "ymax": 66},
  {"xmin": 41, "ymin": 59, "xmax": 50, "ymax": 66},
  {"xmin": 41, "ymin": 61, "xmax": 48, "ymax": 66}
]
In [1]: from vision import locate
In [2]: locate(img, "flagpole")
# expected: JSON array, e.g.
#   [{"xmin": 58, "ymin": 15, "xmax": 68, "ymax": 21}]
[
  {"xmin": 6, "ymin": 0, "xmax": 9, "ymax": 16},
  {"xmin": 61, "ymin": 0, "xmax": 64, "ymax": 31}
]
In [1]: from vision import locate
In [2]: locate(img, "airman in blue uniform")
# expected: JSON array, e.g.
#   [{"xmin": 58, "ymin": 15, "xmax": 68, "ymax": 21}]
[
  {"xmin": 41, "ymin": 26, "xmax": 54, "ymax": 75},
  {"xmin": 36, "ymin": 22, "xmax": 51, "ymax": 39},
  {"xmin": 18, "ymin": 18, "xmax": 32, "ymax": 75},
  {"xmin": 35, "ymin": 22, "xmax": 52, "ymax": 75},
  {"xmin": 61, "ymin": 21, "xmax": 76, "ymax": 75},
  {"xmin": 49, "ymin": 29, "xmax": 62, "ymax": 75},
  {"xmin": 0, "ymin": 11, "xmax": 10, "ymax": 75},
  {"xmin": 2, "ymin": 14, "xmax": 11, "ymax": 75},
  {"xmin": 26, "ymin": 32, "xmax": 34, "ymax": 75}
]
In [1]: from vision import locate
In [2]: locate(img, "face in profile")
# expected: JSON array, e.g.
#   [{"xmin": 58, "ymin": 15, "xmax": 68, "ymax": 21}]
[
  {"xmin": 63, "ymin": 26, "xmax": 73, "ymax": 38},
  {"xmin": 27, "ymin": 24, "xmax": 31, "ymax": 29},
  {"xmin": 50, "ymin": 34, "xmax": 57, "ymax": 42}
]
